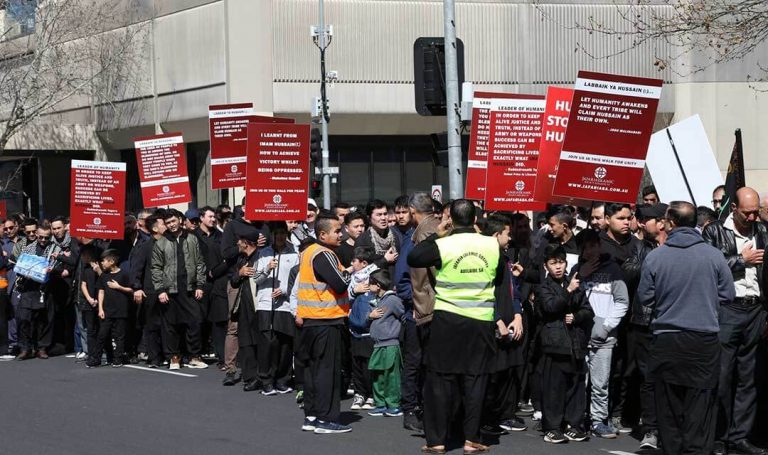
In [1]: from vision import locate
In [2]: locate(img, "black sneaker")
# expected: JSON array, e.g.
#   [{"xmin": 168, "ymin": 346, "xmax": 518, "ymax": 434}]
[
  {"xmin": 565, "ymin": 427, "xmax": 589, "ymax": 442},
  {"xmin": 499, "ymin": 417, "xmax": 527, "ymax": 432},
  {"xmin": 480, "ymin": 424, "xmax": 508, "ymax": 436},
  {"xmin": 518, "ymin": 401, "xmax": 535, "ymax": 415},
  {"xmin": 222, "ymin": 371, "xmax": 239, "ymax": 386},
  {"xmin": 544, "ymin": 429, "xmax": 567, "ymax": 444},
  {"xmin": 403, "ymin": 411, "xmax": 424, "ymax": 433},
  {"xmin": 85, "ymin": 358, "xmax": 101, "ymax": 368},
  {"xmin": 261, "ymin": 385, "xmax": 277, "ymax": 396},
  {"xmin": 313, "ymin": 420, "xmax": 352, "ymax": 434},
  {"xmin": 276, "ymin": 384, "xmax": 293, "ymax": 394},
  {"xmin": 111, "ymin": 362, "xmax": 123, "ymax": 368}
]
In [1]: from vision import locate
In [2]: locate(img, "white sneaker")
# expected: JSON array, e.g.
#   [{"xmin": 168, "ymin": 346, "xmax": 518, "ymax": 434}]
[
  {"xmin": 169, "ymin": 356, "xmax": 181, "ymax": 370},
  {"xmin": 75, "ymin": 352, "xmax": 87, "ymax": 360},
  {"xmin": 361, "ymin": 398, "xmax": 375, "ymax": 410},
  {"xmin": 531, "ymin": 410, "xmax": 542, "ymax": 421},
  {"xmin": 0, "ymin": 354, "xmax": 15, "ymax": 361},
  {"xmin": 186, "ymin": 358, "xmax": 208, "ymax": 369},
  {"xmin": 350, "ymin": 394, "xmax": 365, "ymax": 410}
]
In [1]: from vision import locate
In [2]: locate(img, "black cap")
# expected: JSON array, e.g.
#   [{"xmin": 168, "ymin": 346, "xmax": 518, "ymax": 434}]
[
  {"xmin": 237, "ymin": 230, "xmax": 261, "ymax": 243},
  {"xmin": 636, "ymin": 203, "xmax": 668, "ymax": 221}
]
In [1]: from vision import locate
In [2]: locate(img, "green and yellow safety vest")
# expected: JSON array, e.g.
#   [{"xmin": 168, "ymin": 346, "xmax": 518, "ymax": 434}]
[{"xmin": 433, "ymin": 232, "xmax": 499, "ymax": 321}]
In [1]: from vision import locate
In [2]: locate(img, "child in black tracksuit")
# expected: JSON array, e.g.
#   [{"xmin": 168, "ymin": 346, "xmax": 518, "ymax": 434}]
[
  {"xmin": 535, "ymin": 245, "xmax": 594, "ymax": 444},
  {"xmin": 87, "ymin": 249, "xmax": 133, "ymax": 368}
]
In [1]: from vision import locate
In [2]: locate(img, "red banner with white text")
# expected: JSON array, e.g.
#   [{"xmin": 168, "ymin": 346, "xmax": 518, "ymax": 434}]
[
  {"xmin": 70, "ymin": 160, "xmax": 126, "ymax": 240},
  {"xmin": 245, "ymin": 123, "xmax": 310, "ymax": 221},
  {"xmin": 134, "ymin": 133, "xmax": 192, "ymax": 207},
  {"xmin": 552, "ymin": 71, "xmax": 663, "ymax": 203}
]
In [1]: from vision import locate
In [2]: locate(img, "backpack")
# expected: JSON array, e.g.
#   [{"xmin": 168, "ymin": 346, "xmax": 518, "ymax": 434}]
[{"xmin": 349, "ymin": 293, "xmax": 376, "ymax": 333}]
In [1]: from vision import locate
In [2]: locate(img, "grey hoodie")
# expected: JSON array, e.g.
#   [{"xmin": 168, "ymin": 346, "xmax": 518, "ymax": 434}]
[
  {"xmin": 369, "ymin": 291, "xmax": 404, "ymax": 348},
  {"xmin": 637, "ymin": 227, "xmax": 734, "ymax": 334}
]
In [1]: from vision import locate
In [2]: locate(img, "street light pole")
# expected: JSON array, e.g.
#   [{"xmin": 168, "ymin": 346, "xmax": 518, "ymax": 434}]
[
  {"xmin": 443, "ymin": 0, "xmax": 463, "ymax": 199},
  {"xmin": 318, "ymin": 0, "xmax": 331, "ymax": 209}
]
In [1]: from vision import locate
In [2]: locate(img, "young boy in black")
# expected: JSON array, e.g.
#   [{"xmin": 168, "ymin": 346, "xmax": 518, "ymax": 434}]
[
  {"xmin": 87, "ymin": 249, "xmax": 133, "ymax": 368},
  {"xmin": 535, "ymin": 245, "xmax": 594, "ymax": 444}
]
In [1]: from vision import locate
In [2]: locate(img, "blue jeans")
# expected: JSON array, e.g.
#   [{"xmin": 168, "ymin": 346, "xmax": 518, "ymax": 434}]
[{"xmin": 74, "ymin": 305, "xmax": 87, "ymax": 354}]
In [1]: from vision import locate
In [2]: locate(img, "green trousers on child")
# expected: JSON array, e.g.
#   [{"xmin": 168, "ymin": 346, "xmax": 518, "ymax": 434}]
[{"xmin": 368, "ymin": 345, "xmax": 402, "ymax": 408}]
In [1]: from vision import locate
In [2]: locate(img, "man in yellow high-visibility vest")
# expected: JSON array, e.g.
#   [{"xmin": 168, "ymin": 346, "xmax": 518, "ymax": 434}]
[{"xmin": 408, "ymin": 199, "xmax": 510, "ymax": 454}]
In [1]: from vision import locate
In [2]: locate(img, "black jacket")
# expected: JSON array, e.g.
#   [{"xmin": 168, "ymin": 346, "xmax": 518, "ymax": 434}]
[
  {"xmin": 702, "ymin": 219, "xmax": 768, "ymax": 301},
  {"xmin": 622, "ymin": 238, "xmax": 658, "ymax": 326},
  {"xmin": 534, "ymin": 274, "xmax": 593, "ymax": 359}
]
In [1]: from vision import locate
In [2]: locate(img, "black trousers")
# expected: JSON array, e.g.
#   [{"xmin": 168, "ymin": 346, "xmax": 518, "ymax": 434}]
[
  {"xmin": 161, "ymin": 317, "xmax": 202, "ymax": 358},
  {"xmin": 423, "ymin": 371, "xmax": 488, "ymax": 446},
  {"xmin": 655, "ymin": 380, "xmax": 718, "ymax": 454},
  {"xmin": 400, "ymin": 318, "xmax": 423, "ymax": 413},
  {"xmin": 94, "ymin": 317, "xmax": 126, "ymax": 362},
  {"xmin": 625, "ymin": 324, "xmax": 657, "ymax": 432},
  {"xmin": 17, "ymin": 298, "xmax": 54, "ymax": 352},
  {"xmin": 717, "ymin": 304, "xmax": 765, "ymax": 444},
  {"xmin": 256, "ymin": 330, "xmax": 294, "ymax": 387},
  {"xmin": 300, "ymin": 324, "xmax": 343, "ymax": 422},
  {"xmin": 240, "ymin": 344, "xmax": 259, "ymax": 383},
  {"xmin": 651, "ymin": 331, "xmax": 720, "ymax": 455},
  {"xmin": 140, "ymin": 294, "xmax": 163, "ymax": 364},
  {"xmin": 350, "ymin": 336, "xmax": 373, "ymax": 398},
  {"xmin": 211, "ymin": 320, "xmax": 227, "ymax": 362},
  {"xmin": 82, "ymin": 308, "xmax": 101, "ymax": 360},
  {"xmin": 483, "ymin": 366, "xmax": 521, "ymax": 425},
  {"xmin": 0, "ymin": 291, "xmax": 9, "ymax": 354},
  {"xmin": 541, "ymin": 354, "xmax": 587, "ymax": 432}
]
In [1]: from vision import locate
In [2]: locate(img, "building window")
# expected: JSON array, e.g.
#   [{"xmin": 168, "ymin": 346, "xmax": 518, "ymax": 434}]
[{"xmin": 3, "ymin": 0, "xmax": 37, "ymax": 38}]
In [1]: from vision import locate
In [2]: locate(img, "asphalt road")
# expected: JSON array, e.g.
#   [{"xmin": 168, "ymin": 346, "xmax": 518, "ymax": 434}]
[{"xmin": 1, "ymin": 356, "xmax": 657, "ymax": 455}]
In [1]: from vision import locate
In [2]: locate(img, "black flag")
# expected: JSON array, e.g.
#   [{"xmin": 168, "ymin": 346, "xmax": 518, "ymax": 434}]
[{"xmin": 719, "ymin": 128, "xmax": 745, "ymax": 220}]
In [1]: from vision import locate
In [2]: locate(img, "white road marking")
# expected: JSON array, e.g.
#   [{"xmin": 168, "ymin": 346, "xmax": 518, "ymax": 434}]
[
  {"xmin": 605, "ymin": 451, "xmax": 639, "ymax": 455},
  {"xmin": 124, "ymin": 365, "xmax": 197, "ymax": 377}
]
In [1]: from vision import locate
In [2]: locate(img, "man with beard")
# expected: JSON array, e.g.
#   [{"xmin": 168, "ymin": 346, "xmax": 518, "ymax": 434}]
[
  {"xmin": 336, "ymin": 211, "xmax": 367, "ymax": 268},
  {"xmin": 621, "ymin": 203, "xmax": 668, "ymax": 450},
  {"xmin": 704, "ymin": 187, "xmax": 768, "ymax": 455},
  {"xmin": 408, "ymin": 199, "xmax": 508, "ymax": 454},
  {"xmin": 638, "ymin": 201, "xmax": 733, "ymax": 455},
  {"xmin": 590, "ymin": 202, "xmax": 608, "ymax": 232},
  {"xmin": 252, "ymin": 223, "xmax": 299, "ymax": 395},
  {"xmin": 395, "ymin": 192, "xmax": 437, "ymax": 433},
  {"xmin": 151, "ymin": 209, "xmax": 207, "ymax": 370},
  {"xmin": 194, "ymin": 206, "xmax": 229, "ymax": 368},
  {"xmin": 49, "ymin": 216, "xmax": 80, "ymax": 355},
  {"xmin": 129, "ymin": 212, "xmax": 166, "ymax": 367},
  {"xmin": 1, "ymin": 216, "xmax": 20, "ymax": 358},
  {"xmin": 355, "ymin": 200, "xmax": 399, "ymax": 271},
  {"xmin": 290, "ymin": 200, "xmax": 319, "ymax": 249},
  {"xmin": 220, "ymin": 209, "xmax": 269, "ymax": 383},
  {"xmin": 15, "ymin": 222, "xmax": 59, "ymax": 360}
]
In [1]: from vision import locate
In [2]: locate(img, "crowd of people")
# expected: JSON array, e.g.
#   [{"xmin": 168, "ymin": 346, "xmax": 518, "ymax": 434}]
[{"xmin": 1, "ymin": 184, "xmax": 768, "ymax": 455}]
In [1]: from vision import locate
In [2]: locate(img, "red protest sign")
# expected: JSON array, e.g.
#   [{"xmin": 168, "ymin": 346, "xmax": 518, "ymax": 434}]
[
  {"xmin": 134, "ymin": 133, "xmax": 192, "ymax": 208},
  {"xmin": 209, "ymin": 103, "xmax": 294, "ymax": 190},
  {"xmin": 466, "ymin": 92, "xmax": 527, "ymax": 201},
  {"xmin": 245, "ymin": 123, "xmax": 310, "ymax": 221},
  {"xmin": 483, "ymin": 94, "xmax": 547, "ymax": 212},
  {"xmin": 70, "ymin": 160, "xmax": 126, "ymax": 240},
  {"xmin": 552, "ymin": 71, "xmax": 663, "ymax": 203},
  {"xmin": 534, "ymin": 86, "xmax": 580, "ymax": 205},
  {"xmin": 0, "ymin": 200, "xmax": 6, "ymax": 220}
]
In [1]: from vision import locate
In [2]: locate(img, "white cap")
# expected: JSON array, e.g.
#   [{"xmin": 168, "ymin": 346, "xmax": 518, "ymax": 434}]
[{"xmin": 308, "ymin": 198, "xmax": 318, "ymax": 208}]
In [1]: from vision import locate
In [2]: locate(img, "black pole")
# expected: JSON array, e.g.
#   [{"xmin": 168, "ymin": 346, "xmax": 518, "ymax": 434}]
[{"xmin": 666, "ymin": 128, "xmax": 697, "ymax": 207}]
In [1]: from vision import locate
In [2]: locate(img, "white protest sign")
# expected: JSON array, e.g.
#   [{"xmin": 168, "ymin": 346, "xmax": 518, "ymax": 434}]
[{"xmin": 646, "ymin": 115, "xmax": 723, "ymax": 207}]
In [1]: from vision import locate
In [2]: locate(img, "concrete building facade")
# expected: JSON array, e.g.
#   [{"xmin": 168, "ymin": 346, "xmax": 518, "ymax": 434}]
[{"xmin": 1, "ymin": 0, "xmax": 766, "ymax": 217}]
